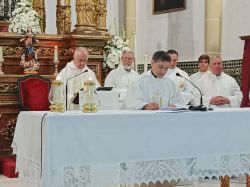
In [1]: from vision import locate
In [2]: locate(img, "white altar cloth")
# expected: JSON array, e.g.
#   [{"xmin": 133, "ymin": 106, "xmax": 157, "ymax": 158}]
[{"xmin": 12, "ymin": 108, "xmax": 250, "ymax": 187}]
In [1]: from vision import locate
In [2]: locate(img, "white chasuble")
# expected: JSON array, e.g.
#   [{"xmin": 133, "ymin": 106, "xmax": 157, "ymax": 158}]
[{"xmin": 125, "ymin": 71, "xmax": 184, "ymax": 110}]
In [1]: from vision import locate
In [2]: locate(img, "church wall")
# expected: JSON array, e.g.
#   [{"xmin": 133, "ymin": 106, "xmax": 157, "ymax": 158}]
[
  {"xmin": 43, "ymin": 0, "xmax": 250, "ymax": 62},
  {"xmin": 136, "ymin": 0, "xmax": 250, "ymax": 63},
  {"xmin": 221, "ymin": 0, "xmax": 250, "ymax": 60},
  {"xmin": 136, "ymin": 0, "xmax": 204, "ymax": 63}
]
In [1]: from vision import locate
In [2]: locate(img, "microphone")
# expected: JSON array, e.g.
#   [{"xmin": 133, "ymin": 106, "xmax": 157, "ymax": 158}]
[
  {"xmin": 66, "ymin": 69, "xmax": 88, "ymax": 110},
  {"xmin": 176, "ymin": 73, "xmax": 207, "ymax": 111}
]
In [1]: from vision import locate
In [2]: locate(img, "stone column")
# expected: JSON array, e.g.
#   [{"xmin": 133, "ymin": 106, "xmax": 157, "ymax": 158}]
[
  {"xmin": 95, "ymin": 0, "xmax": 108, "ymax": 35},
  {"xmin": 205, "ymin": 0, "xmax": 222, "ymax": 57},
  {"xmin": 32, "ymin": 0, "xmax": 46, "ymax": 33},
  {"xmin": 74, "ymin": 0, "xmax": 97, "ymax": 34},
  {"xmin": 56, "ymin": 0, "xmax": 71, "ymax": 35},
  {"xmin": 124, "ymin": 0, "xmax": 136, "ymax": 51}
]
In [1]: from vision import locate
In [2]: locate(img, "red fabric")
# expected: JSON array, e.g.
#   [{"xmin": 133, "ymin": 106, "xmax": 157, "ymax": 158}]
[
  {"xmin": 0, "ymin": 156, "xmax": 18, "ymax": 178},
  {"xmin": 241, "ymin": 40, "xmax": 250, "ymax": 107},
  {"xmin": 19, "ymin": 77, "xmax": 50, "ymax": 111}
]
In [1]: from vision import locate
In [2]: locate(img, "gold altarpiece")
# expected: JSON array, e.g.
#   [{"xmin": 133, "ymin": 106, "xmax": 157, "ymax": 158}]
[{"xmin": 0, "ymin": 0, "xmax": 109, "ymax": 155}]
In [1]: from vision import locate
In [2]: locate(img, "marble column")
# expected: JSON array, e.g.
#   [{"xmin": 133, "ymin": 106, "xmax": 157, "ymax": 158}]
[
  {"xmin": 124, "ymin": 0, "xmax": 136, "ymax": 51},
  {"xmin": 205, "ymin": 0, "xmax": 222, "ymax": 57}
]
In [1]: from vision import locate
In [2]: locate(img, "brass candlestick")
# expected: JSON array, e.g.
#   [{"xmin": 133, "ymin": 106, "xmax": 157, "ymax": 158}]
[{"xmin": 49, "ymin": 80, "xmax": 65, "ymax": 112}]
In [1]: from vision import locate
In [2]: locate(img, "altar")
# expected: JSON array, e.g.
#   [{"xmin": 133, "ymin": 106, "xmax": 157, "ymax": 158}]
[{"xmin": 12, "ymin": 108, "xmax": 250, "ymax": 187}]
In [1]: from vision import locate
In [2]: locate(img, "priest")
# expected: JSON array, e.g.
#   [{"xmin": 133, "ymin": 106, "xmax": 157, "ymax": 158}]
[
  {"xmin": 190, "ymin": 54, "xmax": 210, "ymax": 85},
  {"xmin": 104, "ymin": 48, "xmax": 139, "ymax": 108},
  {"xmin": 125, "ymin": 51, "xmax": 184, "ymax": 110},
  {"xmin": 57, "ymin": 47, "xmax": 100, "ymax": 110},
  {"xmin": 166, "ymin": 49, "xmax": 193, "ymax": 105},
  {"xmin": 193, "ymin": 56, "xmax": 242, "ymax": 108},
  {"xmin": 104, "ymin": 48, "xmax": 139, "ymax": 89}
]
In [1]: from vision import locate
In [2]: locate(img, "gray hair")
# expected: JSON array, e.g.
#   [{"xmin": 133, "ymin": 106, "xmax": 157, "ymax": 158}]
[
  {"xmin": 120, "ymin": 47, "xmax": 135, "ymax": 61},
  {"xmin": 211, "ymin": 56, "xmax": 222, "ymax": 62},
  {"xmin": 74, "ymin": 47, "xmax": 89, "ymax": 56}
]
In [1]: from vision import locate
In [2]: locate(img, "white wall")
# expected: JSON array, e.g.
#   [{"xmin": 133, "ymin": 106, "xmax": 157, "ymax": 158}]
[
  {"xmin": 136, "ymin": 0, "xmax": 204, "ymax": 64},
  {"xmin": 45, "ymin": 0, "xmax": 250, "ymax": 61},
  {"xmin": 221, "ymin": 0, "xmax": 250, "ymax": 60}
]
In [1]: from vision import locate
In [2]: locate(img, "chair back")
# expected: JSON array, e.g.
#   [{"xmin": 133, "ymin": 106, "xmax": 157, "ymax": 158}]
[{"xmin": 17, "ymin": 75, "xmax": 51, "ymax": 111}]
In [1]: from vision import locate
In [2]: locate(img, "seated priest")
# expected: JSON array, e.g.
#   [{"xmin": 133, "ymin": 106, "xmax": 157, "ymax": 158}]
[
  {"xmin": 166, "ymin": 49, "xmax": 193, "ymax": 105},
  {"xmin": 104, "ymin": 48, "xmax": 139, "ymax": 105},
  {"xmin": 125, "ymin": 50, "xmax": 184, "ymax": 110},
  {"xmin": 190, "ymin": 54, "xmax": 210, "ymax": 86},
  {"xmin": 57, "ymin": 47, "xmax": 100, "ymax": 110},
  {"xmin": 193, "ymin": 56, "xmax": 242, "ymax": 108}
]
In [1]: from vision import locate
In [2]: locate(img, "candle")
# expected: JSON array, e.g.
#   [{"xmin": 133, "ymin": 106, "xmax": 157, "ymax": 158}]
[
  {"xmin": 0, "ymin": 47, "xmax": 3, "ymax": 61},
  {"xmin": 54, "ymin": 46, "xmax": 58, "ymax": 62},
  {"xmin": 144, "ymin": 54, "xmax": 148, "ymax": 72}
]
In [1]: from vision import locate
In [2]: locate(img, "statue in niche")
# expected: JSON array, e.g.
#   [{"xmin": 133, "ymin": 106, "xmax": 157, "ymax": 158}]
[{"xmin": 20, "ymin": 27, "xmax": 40, "ymax": 74}]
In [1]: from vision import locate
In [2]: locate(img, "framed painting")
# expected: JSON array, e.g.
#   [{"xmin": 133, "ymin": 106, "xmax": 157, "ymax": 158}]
[{"xmin": 153, "ymin": 0, "xmax": 186, "ymax": 15}]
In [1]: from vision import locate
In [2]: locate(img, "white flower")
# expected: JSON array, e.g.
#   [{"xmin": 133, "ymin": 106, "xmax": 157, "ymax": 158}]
[
  {"xmin": 103, "ymin": 34, "xmax": 128, "ymax": 69},
  {"xmin": 8, "ymin": 0, "xmax": 41, "ymax": 34}
]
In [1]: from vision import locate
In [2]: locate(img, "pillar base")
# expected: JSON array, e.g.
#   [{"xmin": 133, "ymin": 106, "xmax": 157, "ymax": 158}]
[{"xmin": 73, "ymin": 25, "xmax": 101, "ymax": 35}]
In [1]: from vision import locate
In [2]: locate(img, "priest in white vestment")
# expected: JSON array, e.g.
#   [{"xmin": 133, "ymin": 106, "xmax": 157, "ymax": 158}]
[
  {"xmin": 193, "ymin": 57, "xmax": 242, "ymax": 108},
  {"xmin": 125, "ymin": 51, "xmax": 184, "ymax": 110},
  {"xmin": 166, "ymin": 49, "xmax": 193, "ymax": 105},
  {"xmin": 57, "ymin": 47, "xmax": 100, "ymax": 110},
  {"xmin": 105, "ymin": 48, "xmax": 139, "ymax": 89},
  {"xmin": 190, "ymin": 54, "xmax": 210, "ymax": 86},
  {"xmin": 104, "ymin": 48, "xmax": 139, "ymax": 107}
]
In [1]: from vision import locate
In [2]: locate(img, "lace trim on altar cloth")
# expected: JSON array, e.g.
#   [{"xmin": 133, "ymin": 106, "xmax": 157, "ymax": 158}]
[
  {"xmin": 64, "ymin": 165, "xmax": 91, "ymax": 187},
  {"xmin": 62, "ymin": 154, "xmax": 250, "ymax": 187},
  {"xmin": 15, "ymin": 156, "xmax": 41, "ymax": 187}
]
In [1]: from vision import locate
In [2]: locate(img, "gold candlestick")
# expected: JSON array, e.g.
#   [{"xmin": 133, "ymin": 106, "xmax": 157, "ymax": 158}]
[
  {"xmin": 49, "ymin": 80, "xmax": 65, "ymax": 112},
  {"xmin": 54, "ymin": 46, "xmax": 59, "ymax": 75}
]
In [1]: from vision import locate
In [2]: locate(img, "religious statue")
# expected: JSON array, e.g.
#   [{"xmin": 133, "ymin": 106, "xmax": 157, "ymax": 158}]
[
  {"xmin": 20, "ymin": 27, "xmax": 40, "ymax": 74},
  {"xmin": 76, "ymin": 0, "xmax": 95, "ymax": 28}
]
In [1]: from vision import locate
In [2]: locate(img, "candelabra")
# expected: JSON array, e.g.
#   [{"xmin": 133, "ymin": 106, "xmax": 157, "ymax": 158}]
[
  {"xmin": 53, "ymin": 46, "xmax": 59, "ymax": 76},
  {"xmin": 54, "ymin": 59, "xmax": 59, "ymax": 76}
]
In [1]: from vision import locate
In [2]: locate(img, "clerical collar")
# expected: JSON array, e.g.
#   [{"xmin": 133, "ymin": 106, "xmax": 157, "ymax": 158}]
[{"xmin": 151, "ymin": 70, "xmax": 157, "ymax": 79}]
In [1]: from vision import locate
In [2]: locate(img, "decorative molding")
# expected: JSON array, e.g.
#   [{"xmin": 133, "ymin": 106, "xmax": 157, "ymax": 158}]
[
  {"xmin": 0, "ymin": 82, "xmax": 18, "ymax": 94},
  {"xmin": 0, "ymin": 117, "xmax": 17, "ymax": 141},
  {"xmin": 3, "ymin": 46, "xmax": 23, "ymax": 55},
  {"xmin": 87, "ymin": 46, "xmax": 103, "ymax": 55}
]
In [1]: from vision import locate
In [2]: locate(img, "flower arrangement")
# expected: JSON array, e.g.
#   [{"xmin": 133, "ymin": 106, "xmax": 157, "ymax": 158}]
[
  {"xmin": 8, "ymin": 0, "xmax": 41, "ymax": 34},
  {"xmin": 103, "ymin": 34, "xmax": 129, "ymax": 69}
]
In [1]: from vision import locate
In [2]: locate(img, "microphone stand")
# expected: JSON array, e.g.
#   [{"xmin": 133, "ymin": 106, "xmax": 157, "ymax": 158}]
[
  {"xmin": 176, "ymin": 73, "xmax": 207, "ymax": 111},
  {"xmin": 66, "ymin": 69, "xmax": 88, "ymax": 111}
]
